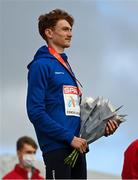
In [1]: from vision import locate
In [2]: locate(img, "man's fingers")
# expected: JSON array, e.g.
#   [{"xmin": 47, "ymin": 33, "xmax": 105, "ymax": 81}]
[
  {"xmin": 78, "ymin": 148, "xmax": 84, "ymax": 154},
  {"xmin": 112, "ymin": 119, "xmax": 119, "ymax": 127},
  {"xmin": 105, "ymin": 119, "xmax": 119, "ymax": 136},
  {"xmin": 108, "ymin": 120, "xmax": 118, "ymax": 131},
  {"xmin": 78, "ymin": 146, "xmax": 86, "ymax": 154},
  {"xmin": 105, "ymin": 126, "xmax": 110, "ymax": 136},
  {"xmin": 79, "ymin": 140, "xmax": 87, "ymax": 153},
  {"xmin": 107, "ymin": 121, "xmax": 114, "ymax": 131},
  {"xmin": 71, "ymin": 136, "xmax": 87, "ymax": 153}
]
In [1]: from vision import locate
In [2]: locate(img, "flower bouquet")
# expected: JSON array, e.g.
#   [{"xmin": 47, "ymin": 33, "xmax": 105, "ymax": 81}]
[{"xmin": 64, "ymin": 97, "xmax": 127, "ymax": 167}]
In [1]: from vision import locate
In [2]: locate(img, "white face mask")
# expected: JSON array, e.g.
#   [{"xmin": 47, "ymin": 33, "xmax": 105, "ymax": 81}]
[{"xmin": 22, "ymin": 154, "xmax": 36, "ymax": 168}]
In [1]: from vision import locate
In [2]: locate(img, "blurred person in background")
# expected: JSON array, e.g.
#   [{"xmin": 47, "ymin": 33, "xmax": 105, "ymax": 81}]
[
  {"xmin": 2, "ymin": 136, "xmax": 44, "ymax": 179},
  {"xmin": 26, "ymin": 9, "xmax": 118, "ymax": 179},
  {"xmin": 122, "ymin": 139, "xmax": 138, "ymax": 179}
]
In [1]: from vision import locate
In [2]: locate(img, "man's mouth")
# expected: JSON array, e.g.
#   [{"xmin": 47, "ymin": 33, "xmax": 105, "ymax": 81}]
[{"xmin": 65, "ymin": 39, "xmax": 71, "ymax": 41}]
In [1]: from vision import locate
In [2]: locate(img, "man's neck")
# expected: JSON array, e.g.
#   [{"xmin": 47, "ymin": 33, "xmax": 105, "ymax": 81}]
[
  {"xmin": 19, "ymin": 163, "xmax": 32, "ymax": 172},
  {"xmin": 48, "ymin": 43, "xmax": 64, "ymax": 54}
]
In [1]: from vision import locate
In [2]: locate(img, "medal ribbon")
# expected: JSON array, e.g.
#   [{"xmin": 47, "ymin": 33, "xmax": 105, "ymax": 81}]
[{"xmin": 48, "ymin": 46, "xmax": 82, "ymax": 96}]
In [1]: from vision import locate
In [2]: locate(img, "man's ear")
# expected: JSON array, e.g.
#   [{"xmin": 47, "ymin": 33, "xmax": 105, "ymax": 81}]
[{"xmin": 45, "ymin": 28, "xmax": 53, "ymax": 39}]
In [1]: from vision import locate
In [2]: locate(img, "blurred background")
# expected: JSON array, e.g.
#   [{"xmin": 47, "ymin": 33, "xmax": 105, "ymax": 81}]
[{"xmin": 1, "ymin": 0, "xmax": 138, "ymax": 178}]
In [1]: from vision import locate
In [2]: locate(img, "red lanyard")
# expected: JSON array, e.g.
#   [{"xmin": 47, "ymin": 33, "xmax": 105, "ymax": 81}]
[{"xmin": 48, "ymin": 46, "xmax": 82, "ymax": 95}]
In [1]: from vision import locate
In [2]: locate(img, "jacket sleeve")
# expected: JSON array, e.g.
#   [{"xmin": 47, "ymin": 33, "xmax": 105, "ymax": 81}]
[
  {"xmin": 26, "ymin": 61, "xmax": 74, "ymax": 145},
  {"xmin": 122, "ymin": 145, "xmax": 138, "ymax": 179}
]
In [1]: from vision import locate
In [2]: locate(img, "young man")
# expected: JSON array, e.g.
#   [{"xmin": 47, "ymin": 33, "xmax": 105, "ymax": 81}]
[
  {"xmin": 2, "ymin": 136, "xmax": 44, "ymax": 179},
  {"xmin": 27, "ymin": 9, "xmax": 118, "ymax": 179}
]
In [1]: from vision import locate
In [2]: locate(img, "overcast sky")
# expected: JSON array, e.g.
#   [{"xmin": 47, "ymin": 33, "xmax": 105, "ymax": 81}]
[{"xmin": 1, "ymin": 0, "xmax": 138, "ymax": 176}]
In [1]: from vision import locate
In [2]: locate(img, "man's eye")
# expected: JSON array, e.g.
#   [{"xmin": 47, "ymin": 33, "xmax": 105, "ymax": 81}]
[
  {"xmin": 25, "ymin": 151, "xmax": 36, "ymax": 154},
  {"xmin": 63, "ymin": 28, "xmax": 68, "ymax": 31},
  {"xmin": 63, "ymin": 28, "xmax": 71, "ymax": 31}
]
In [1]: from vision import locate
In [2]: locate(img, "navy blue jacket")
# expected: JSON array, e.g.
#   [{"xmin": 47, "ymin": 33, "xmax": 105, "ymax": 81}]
[{"xmin": 27, "ymin": 46, "xmax": 81, "ymax": 153}]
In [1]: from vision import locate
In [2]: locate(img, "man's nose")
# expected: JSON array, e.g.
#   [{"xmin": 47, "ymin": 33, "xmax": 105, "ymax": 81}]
[{"xmin": 68, "ymin": 30, "xmax": 72, "ymax": 37}]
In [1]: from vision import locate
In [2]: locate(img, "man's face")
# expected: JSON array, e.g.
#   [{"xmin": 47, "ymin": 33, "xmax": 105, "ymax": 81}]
[
  {"xmin": 17, "ymin": 143, "xmax": 36, "ymax": 167},
  {"xmin": 47, "ymin": 19, "xmax": 72, "ymax": 48}
]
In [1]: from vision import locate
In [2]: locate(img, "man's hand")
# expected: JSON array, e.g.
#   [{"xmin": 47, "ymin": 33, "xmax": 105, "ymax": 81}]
[
  {"xmin": 105, "ymin": 119, "xmax": 119, "ymax": 136},
  {"xmin": 71, "ymin": 136, "xmax": 87, "ymax": 154}
]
